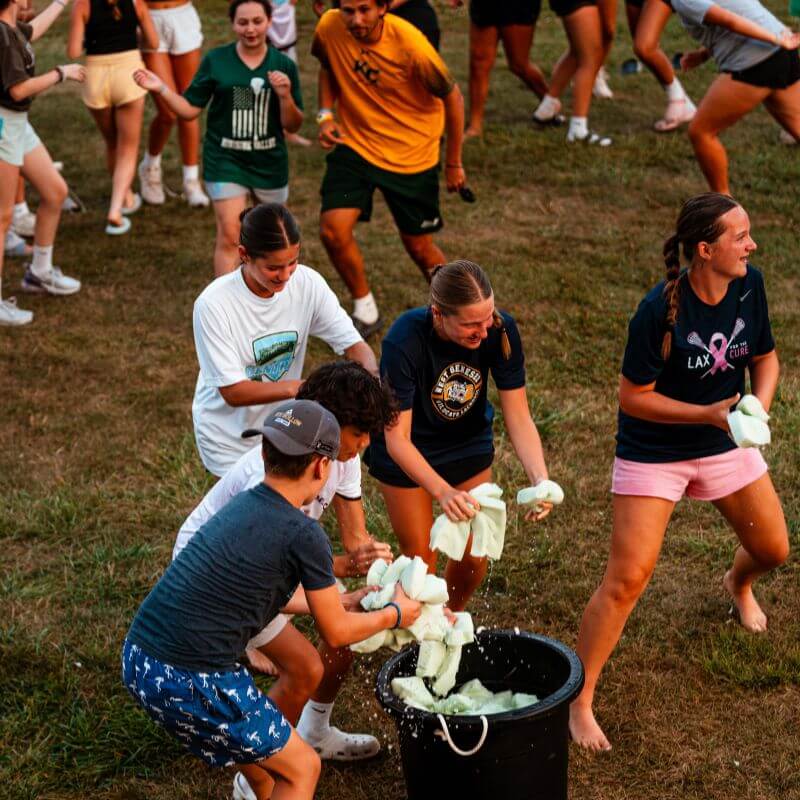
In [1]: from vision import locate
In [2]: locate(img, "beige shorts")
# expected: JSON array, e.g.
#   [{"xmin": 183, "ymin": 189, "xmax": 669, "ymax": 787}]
[
  {"xmin": 246, "ymin": 613, "xmax": 290, "ymax": 649},
  {"xmin": 144, "ymin": 2, "xmax": 203, "ymax": 55},
  {"xmin": 0, "ymin": 107, "xmax": 41, "ymax": 167},
  {"xmin": 83, "ymin": 50, "xmax": 147, "ymax": 109}
]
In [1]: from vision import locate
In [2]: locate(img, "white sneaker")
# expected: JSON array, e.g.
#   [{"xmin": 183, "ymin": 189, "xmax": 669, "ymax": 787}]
[
  {"xmin": 138, "ymin": 159, "xmax": 165, "ymax": 205},
  {"xmin": 183, "ymin": 178, "xmax": 210, "ymax": 208},
  {"xmin": 300, "ymin": 725, "xmax": 380, "ymax": 761},
  {"xmin": 5, "ymin": 230, "xmax": 30, "ymax": 257},
  {"xmin": 593, "ymin": 67, "xmax": 614, "ymax": 99},
  {"xmin": 11, "ymin": 208, "xmax": 36, "ymax": 238},
  {"xmin": 232, "ymin": 772, "xmax": 256, "ymax": 800},
  {"xmin": 0, "ymin": 297, "xmax": 33, "ymax": 326},
  {"xmin": 21, "ymin": 265, "xmax": 81, "ymax": 296}
]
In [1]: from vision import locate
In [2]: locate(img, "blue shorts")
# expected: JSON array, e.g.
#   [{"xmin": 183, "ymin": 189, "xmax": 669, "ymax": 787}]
[{"xmin": 121, "ymin": 638, "xmax": 291, "ymax": 767}]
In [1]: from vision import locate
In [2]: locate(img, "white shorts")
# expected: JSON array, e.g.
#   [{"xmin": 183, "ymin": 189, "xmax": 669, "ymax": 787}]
[
  {"xmin": 0, "ymin": 108, "xmax": 41, "ymax": 167},
  {"xmin": 204, "ymin": 181, "xmax": 289, "ymax": 205},
  {"xmin": 267, "ymin": 2, "xmax": 298, "ymax": 63},
  {"xmin": 144, "ymin": 2, "xmax": 203, "ymax": 56},
  {"xmin": 247, "ymin": 613, "xmax": 290, "ymax": 649}
]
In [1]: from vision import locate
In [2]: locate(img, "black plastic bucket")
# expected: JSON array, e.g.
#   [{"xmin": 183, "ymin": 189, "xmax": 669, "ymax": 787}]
[{"xmin": 376, "ymin": 630, "xmax": 584, "ymax": 800}]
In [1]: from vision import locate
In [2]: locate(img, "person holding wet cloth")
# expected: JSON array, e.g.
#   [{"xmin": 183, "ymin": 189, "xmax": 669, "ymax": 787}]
[
  {"xmin": 367, "ymin": 260, "xmax": 555, "ymax": 611},
  {"xmin": 569, "ymin": 193, "xmax": 789, "ymax": 753},
  {"xmin": 123, "ymin": 399, "xmax": 422, "ymax": 800}
]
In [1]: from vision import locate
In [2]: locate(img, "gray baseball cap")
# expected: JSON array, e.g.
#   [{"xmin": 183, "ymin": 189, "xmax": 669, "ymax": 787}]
[{"xmin": 242, "ymin": 399, "xmax": 341, "ymax": 459}]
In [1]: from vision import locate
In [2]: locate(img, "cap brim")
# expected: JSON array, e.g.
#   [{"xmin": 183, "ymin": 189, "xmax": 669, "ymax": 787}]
[
  {"xmin": 241, "ymin": 429, "xmax": 263, "ymax": 439},
  {"xmin": 263, "ymin": 427, "xmax": 314, "ymax": 456}
]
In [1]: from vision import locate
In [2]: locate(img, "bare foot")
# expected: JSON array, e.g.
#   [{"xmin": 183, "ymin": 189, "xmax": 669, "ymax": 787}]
[
  {"xmin": 569, "ymin": 703, "xmax": 612, "ymax": 752},
  {"xmin": 724, "ymin": 571, "xmax": 768, "ymax": 632},
  {"xmin": 246, "ymin": 647, "xmax": 279, "ymax": 675},
  {"xmin": 464, "ymin": 125, "xmax": 482, "ymax": 139}
]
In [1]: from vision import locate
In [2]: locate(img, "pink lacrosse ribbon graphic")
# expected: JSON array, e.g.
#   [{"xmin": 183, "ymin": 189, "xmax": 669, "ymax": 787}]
[{"xmin": 687, "ymin": 318, "xmax": 745, "ymax": 378}]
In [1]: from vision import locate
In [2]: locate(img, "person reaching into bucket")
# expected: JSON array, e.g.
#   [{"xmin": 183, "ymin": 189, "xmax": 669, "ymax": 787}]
[
  {"xmin": 366, "ymin": 260, "xmax": 555, "ymax": 611},
  {"xmin": 569, "ymin": 193, "xmax": 789, "ymax": 752},
  {"xmin": 123, "ymin": 399, "xmax": 423, "ymax": 800},
  {"xmin": 173, "ymin": 361, "xmax": 398, "ymax": 772}
]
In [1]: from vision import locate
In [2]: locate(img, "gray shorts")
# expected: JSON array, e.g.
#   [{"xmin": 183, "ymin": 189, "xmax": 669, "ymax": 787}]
[{"xmin": 204, "ymin": 182, "xmax": 289, "ymax": 205}]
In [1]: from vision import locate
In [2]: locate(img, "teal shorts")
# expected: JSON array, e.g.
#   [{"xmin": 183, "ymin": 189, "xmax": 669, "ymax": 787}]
[{"xmin": 320, "ymin": 145, "xmax": 443, "ymax": 236}]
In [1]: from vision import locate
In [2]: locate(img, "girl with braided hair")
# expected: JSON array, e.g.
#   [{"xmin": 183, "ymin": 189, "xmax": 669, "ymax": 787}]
[
  {"xmin": 366, "ymin": 259, "xmax": 555, "ymax": 610},
  {"xmin": 569, "ymin": 193, "xmax": 788, "ymax": 752}
]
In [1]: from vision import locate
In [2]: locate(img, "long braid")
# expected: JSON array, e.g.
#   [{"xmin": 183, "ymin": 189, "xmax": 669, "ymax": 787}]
[
  {"xmin": 107, "ymin": 0, "xmax": 122, "ymax": 21},
  {"xmin": 661, "ymin": 234, "xmax": 682, "ymax": 360},
  {"xmin": 492, "ymin": 310, "xmax": 512, "ymax": 360}
]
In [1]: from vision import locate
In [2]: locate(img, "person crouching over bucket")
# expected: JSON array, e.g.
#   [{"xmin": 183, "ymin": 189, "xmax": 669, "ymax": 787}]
[
  {"xmin": 366, "ymin": 259, "xmax": 556, "ymax": 610},
  {"xmin": 569, "ymin": 193, "xmax": 789, "ymax": 752},
  {"xmin": 123, "ymin": 399, "xmax": 422, "ymax": 800}
]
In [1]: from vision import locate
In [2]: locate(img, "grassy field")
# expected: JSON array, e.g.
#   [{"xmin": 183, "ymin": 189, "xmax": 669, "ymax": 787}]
[{"xmin": 2, "ymin": 1, "xmax": 799, "ymax": 798}]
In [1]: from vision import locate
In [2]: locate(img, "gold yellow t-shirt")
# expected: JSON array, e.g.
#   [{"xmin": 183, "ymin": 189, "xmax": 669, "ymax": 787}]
[{"xmin": 311, "ymin": 10, "xmax": 454, "ymax": 174}]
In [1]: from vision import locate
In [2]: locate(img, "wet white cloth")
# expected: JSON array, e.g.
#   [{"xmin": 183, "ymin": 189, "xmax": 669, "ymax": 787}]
[
  {"xmin": 430, "ymin": 483, "xmax": 507, "ymax": 562},
  {"xmin": 728, "ymin": 394, "xmax": 771, "ymax": 447},
  {"xmin": 516, "ymin": 480, "xmax": 565, "ymax": 512},
  {"xmin": 391, "ymin": 677, "xmax": 539, "ymax": 716}
]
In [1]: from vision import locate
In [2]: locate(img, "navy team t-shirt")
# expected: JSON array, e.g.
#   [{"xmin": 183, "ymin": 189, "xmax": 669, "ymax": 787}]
[
  {"xmin": 368, "ymin": 307, "xmax": 526, "ymax": 479},
  {"xmin": 126, "ymin": 482, "xmax": 335, "ymax": 672},
  {"xmin": 616, "ymin": 265, "xmax": 774, "ymax": 463}
]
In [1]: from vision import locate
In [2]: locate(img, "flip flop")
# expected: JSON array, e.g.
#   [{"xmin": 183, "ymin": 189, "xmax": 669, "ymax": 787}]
[
  {"xmin": 532, "ymin": 113, "xmax": 566, "ymax": 127},
  {"xmin": 105, "ymin": 217, "xmax": 132, "ymax": 236}
]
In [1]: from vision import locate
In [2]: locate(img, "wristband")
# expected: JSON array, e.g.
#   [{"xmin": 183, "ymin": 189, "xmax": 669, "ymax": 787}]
[
  {"xmin": 54, "ymin": 65, "xmax": 65, "ymax": 83},
  {"xmin": 54, "ymin": 0, "xmax": 67, "ymax": 6},
  {"xmin": 316, "ymin": 108, "xmax": 334, "ymax": 125},
  {"xmin": 158, "ymin": 84, "xmax": 167, "ymax": 95},
  {"xmin": 385, "ymin": 601, "xmax": 402, "ymax": 629}
]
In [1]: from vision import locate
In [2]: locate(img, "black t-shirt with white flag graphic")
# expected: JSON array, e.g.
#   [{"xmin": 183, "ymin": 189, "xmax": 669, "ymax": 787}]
[{"xmin": 617, "ymin": 264, "xmax": 775, "ymax": 463}]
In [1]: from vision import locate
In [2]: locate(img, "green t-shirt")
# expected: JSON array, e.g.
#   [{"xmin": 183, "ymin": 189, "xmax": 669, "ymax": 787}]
[{"xmin": 183, "ymin": 43, "xmax": 303, "ymax": 189}]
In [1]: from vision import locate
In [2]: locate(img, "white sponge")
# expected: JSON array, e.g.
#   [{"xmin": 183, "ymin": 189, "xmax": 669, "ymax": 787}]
[
  {"xmin": 516, "ymin": 480, "xmax": 565, "ymax": 509},
  {"xmin": 417, "ymin": 573, "xmax": 448, "ymax": 604},
  {"xmin": 737, "ymin": 394, "xmax": 769, "ymax": 422},
  {"xmin": 445, "ymin": 612, "xmax": 475, "ymax": 647},
  {"xmin": 366, "ymin": 558, "xmax": 389, "ymax": 587},
  {"xmin": 416, "ymin": 640, "xmax": 447, "ymax": 678},
  {"xmin": 728, "ymin": 410, "xmax": 771, "ymax": 448},
  {"xmin": 400, "ymin": 556, "xmax": 429, "ymax": 600}
]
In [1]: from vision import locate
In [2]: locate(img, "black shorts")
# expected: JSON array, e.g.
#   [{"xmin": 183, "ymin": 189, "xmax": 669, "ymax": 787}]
[
  {"xmin": 548, "ymin": 0, "xmax": 597, "ymax": 18},
  {"xmin": 366, "ymin": 449, "xmax": 494, "ymax": 489},
  {"xmin": 729, "ymin": 47, "xmax": 800, "ymax": 90},
  {"xmin": 320, "ymin": 145, "xmax": 443, "ymax": 237},
  {"xmin": 625, "ymin": 0, "xmax": 671, "ymax": 9},
  {"xmin": 390, "ymin": 0, "xmax": 440, "ymax": 50},
  {"xmin": 469, "ymin": 0, "xmax": 540, "ymax": 27}
]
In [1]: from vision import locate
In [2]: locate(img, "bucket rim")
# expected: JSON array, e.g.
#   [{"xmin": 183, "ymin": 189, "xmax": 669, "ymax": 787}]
[{"xmin": 375, "ymin": 629, "xmax": 585, "ymax": 724}]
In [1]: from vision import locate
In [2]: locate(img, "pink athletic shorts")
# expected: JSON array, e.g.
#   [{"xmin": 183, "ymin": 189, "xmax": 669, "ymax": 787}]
[{"xmin": 612, "ymin": 447, "xmax": 768, "ymax": 502}]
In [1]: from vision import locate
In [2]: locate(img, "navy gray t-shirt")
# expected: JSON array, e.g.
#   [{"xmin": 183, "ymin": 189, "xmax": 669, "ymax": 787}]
[
  {"xmin": 368, "ymin": 307, "xmax": 526, "ymax": 479},
  {"xmin": 127, "ymin": 483, "xmax": 335, "ymax": 671},
  {"xmin": 616, "ymin": 265, "xmax": 774, "ymax": 463}
]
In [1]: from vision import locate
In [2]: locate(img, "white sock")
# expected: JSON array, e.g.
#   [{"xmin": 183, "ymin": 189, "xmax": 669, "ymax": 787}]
[
  {"xmin": 13, "ymin": 201, "xmax": 30, "ymax": 219},
  {"xmin": 534, "ymin": 94, "xmax": 560, "ymax": 121},
  {"xmin": 352, "ymin": 292, "xmax": 378, "ymax": 324},
  {"xmin": 31, "ymin": 244, "xmax": 53, "ymax": 277},
  {"xmin": 569, "ymin": 116, "xmax": 588, "ymax": 140},
  {"xmin": 182, "ymin": 164, "xmax": 199, "ymax": 182},
  {"xmin": 665, "ymin": 78, "xmax": 686, "ymax": 102},
  {"xmin": 297, "ymin": 700, "xmax": 334, "ymax": 741},
  {"xmin": 143, "ymin": 152, "xmax": 161, "ymax": 169}
]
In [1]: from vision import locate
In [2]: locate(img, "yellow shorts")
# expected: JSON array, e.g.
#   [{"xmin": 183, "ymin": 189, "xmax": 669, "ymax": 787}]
[{"xmin": 82, "ymin": 50, "xmax": 147, "ymax": 109}]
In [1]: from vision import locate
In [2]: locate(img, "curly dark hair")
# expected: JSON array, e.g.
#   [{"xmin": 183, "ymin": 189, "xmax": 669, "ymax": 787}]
[{"xmin": 297, "ymin": 361, "xmax": 398, "ymax": 435}]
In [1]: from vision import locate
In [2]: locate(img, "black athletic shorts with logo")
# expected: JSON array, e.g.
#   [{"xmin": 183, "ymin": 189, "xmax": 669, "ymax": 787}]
[
  {"xmin": 548, "ymin": 0, "xmax": 598, "ymax": 17},
  {"xmin": 364, "ymin": 446, "xmax": 494, "ymax": 489},
  {"xmin": 320, "ymin": 145, "xmax": 443, "ymax": 237},
  {"xmin": 729, "ymin": 47, "xmax": 800, "ymax": 90}
]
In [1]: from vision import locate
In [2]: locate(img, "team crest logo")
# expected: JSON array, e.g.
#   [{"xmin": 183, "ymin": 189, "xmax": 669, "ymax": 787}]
[
  {"xmin": 247, "ymin": 331, "xmax": 298, "ymax": 382},
  {"xmin": 431, "ymin": 363, "xmax": 482, "ymax": 420},
  {"xmin": 353, "ymin": 49, "xmax": 380, "ymax": 85}
]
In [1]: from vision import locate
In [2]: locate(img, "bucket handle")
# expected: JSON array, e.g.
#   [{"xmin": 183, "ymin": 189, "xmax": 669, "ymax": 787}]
[{"xmin": 434, "ymin": 714, "xmax": 489, "ymax": 757}]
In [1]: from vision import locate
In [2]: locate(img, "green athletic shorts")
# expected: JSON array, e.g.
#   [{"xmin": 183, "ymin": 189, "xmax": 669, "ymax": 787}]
[{"xmin": 320, "ymin": 145, "xmax": 443, "ymax": 236}]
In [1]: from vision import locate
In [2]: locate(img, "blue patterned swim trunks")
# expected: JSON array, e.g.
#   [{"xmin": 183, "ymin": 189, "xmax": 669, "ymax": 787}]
[{"xmin": 122, "ymin": 638, "xmax": 291, "ymax": 767}]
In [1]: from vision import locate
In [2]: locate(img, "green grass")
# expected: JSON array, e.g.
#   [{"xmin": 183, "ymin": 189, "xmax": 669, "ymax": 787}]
[{"xmin": 2, "ymin": 0, "xmax": 800, "ymax": 798}]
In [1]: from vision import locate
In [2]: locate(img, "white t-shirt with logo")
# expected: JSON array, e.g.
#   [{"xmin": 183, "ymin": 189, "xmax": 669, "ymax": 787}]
[
  {"xmin": 192, "ymin": 264, "xmax": 362, "ymax": 476},
  {"xmin": 173, "ymin": 444, "xmax": 363, "ymax": 560}
]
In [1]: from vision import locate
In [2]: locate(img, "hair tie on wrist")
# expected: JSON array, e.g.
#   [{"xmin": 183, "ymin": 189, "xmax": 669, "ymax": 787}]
[
  {"xmin": 385, "ymin": 601, "xmax": 402, "ymax": 629},
  {"xmin": 55, "ymin": 65, "xmax": 65, "ymax": 83}
]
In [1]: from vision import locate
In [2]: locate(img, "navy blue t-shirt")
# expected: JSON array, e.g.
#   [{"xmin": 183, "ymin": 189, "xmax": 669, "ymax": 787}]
[
  {"xmin": 368, "ymin": 307, "xmax": 526, "ymax": 478},
  {"xmin": 616, "ymin": 265, "xmax": 774, "ymax": 463},
  {"xmin": 127, "ymin": 483, "xmax": 336, "ymax": 671}
]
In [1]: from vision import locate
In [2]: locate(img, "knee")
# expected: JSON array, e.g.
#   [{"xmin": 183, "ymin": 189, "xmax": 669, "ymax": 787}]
[
  {"xmin": 289, "ymin": 650, "xmax": 324, "ymax": 697},
  {"xmin": 41, "ymin": 175, "xmax": 68, "ymax": 208},
  {"xmin": 297, "ymin": 741, "xmax": 322, "ymax": 786},
  {"xmin": 218, "ymin": 221, "xmax": 241, "ymax": 252},
  {"xmin": 757, "ymin": 538, "xmax": 790, "ymax": 570},
  {"xmin": 0, "ymin": 205, "xmax": 12, "ymax": 232},
  {"xmin": 687, "ymin": 118, "xmax": 708, "ymax": 145},
  {"xmin": 402, "ymin": 235, "xmax": 434, "ymax": 264},
  {"xmin": 602, "ymin": 568, "xmax": 651, "ymax": 608},
  {"xmin": 508, "ymin": 57, "xmax": 530, "ymax": 79},
  {"xmin": 632, "ymin": 36, "xmax": 655, "ymax": 63},
  {"xmin": 319, "ymin": 218, "xmax": 350, "ymax": 251}
]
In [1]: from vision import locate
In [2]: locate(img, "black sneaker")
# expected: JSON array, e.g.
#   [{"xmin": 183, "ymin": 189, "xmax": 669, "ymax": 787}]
[{"xmin": 351, "ymin": 315, "xmax": 383, "ymax": 340}]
